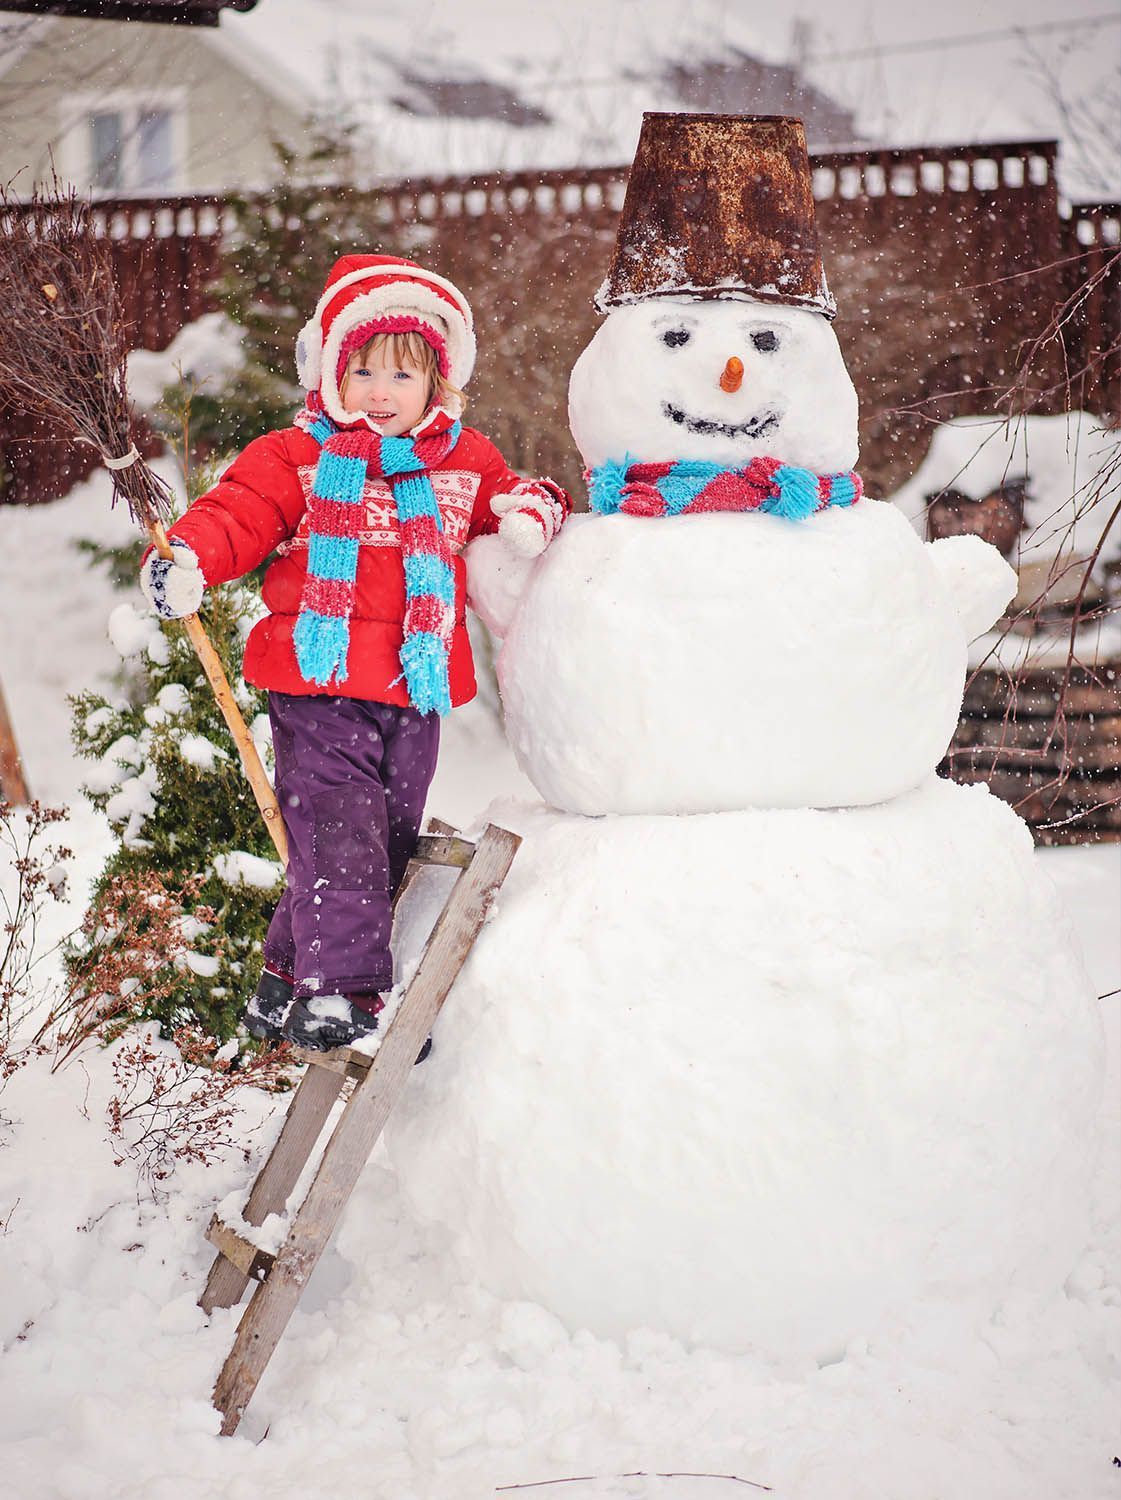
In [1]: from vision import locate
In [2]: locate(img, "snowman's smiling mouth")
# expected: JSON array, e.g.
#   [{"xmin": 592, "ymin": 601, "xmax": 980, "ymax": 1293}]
[{"xmin": 662, "ymin": 402, "xmax": 781, "ymax": 440}]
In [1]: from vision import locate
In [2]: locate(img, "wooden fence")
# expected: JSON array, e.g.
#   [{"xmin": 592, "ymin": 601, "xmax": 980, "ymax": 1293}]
[{"xmin": 2, "ymin": 136, "xmax": 1116, "ymax": 506}]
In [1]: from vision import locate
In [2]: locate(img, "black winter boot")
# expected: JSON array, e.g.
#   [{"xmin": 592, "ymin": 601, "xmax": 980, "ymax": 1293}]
[
  {"xmin": 283, "ymin": 994, "xmax": 432, "ymax": 1063},
  {"xmin": 283, "ymin": 994, "xmax": 380, "ymax": 1053},
  {"xmin": 242, "ymin": 969, "xmax": 294, "ymax": 1041}
]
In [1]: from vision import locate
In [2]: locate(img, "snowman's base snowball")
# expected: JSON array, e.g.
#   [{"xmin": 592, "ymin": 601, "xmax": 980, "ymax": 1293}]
[{"xmin": 385, "ymin": 778, "xmax": 1102, "ymax": 1362}]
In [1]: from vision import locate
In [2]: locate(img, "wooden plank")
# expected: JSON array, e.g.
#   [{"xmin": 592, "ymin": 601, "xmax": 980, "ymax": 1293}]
[
  {"xmin": 962, "ymin": 669, "xmax": 1119, "ymax": 717},
  {"xmin": 286, "ymin": 1046, "xmax": 370, "ymax": 1080},
  {"xmin": 199, "ymin": 1061, "xmax": 345, "ymax": 1314},
  {"xmin": 954, "ymin": 767, "xmax": 1121, "ymax": 800},
  {"xmin": 389, "ymin": 816, "xmax": 466, "ymax": 908},
  {"xmin": 949, "ymin": 741, "xmax": 1121, "ymax": 772},
  {"xmin": 413, "ymin": 833, "xmax": 476, "ymax": 868},
  {"xmin": 0, "ymin": 677, "xmax": 30, "ymax": 805},
  {"xmin": 205, "ymin": 1215, "xmax": 276, "ymax": 1282},
  {"xmin": 211, "ymin": 824, "xmax": 520, "ymax": 1436},
  {"xmin": 953, "ymin": 715, "xmax": 1121, "ymax": 752}
]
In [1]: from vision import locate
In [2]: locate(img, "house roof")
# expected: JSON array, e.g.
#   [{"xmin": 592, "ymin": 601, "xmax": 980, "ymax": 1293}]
[
  {"xmin": 0, "ymin": 0, "xmax": 258, "ymax": 23},
  {"xmin": 207, "ymin": 0, "xmax": 1119, "ymax": 199},
  {"xmin": 202, "ymin": 0, "xmax": 861, "ymax": 180}
]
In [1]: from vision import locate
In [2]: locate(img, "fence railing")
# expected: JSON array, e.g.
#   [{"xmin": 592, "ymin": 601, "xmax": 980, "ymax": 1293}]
[{"xmin": 54, "ymin": 137, "xmax": 1078, "ymax": 229}]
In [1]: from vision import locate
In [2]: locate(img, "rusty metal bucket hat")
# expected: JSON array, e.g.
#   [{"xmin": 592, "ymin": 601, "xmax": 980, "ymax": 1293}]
[{"xmin": 596, "ymin": 112, "xmax": 836, "ymax": 319}]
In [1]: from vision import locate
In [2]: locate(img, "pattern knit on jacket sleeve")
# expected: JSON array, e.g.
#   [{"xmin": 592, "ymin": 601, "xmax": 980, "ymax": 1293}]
[{"xmin": 167, "ymin": 428, "xmax": 311, "ymax": 586}]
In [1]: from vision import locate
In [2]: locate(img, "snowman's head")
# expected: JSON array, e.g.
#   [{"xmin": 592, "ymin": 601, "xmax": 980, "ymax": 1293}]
[{"xmin": 569, "ymin": 298, "xmax": 859, "ymax": 474}]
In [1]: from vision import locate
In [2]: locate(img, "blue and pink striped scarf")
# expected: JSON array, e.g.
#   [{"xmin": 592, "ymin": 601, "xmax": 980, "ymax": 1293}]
[
  {"xmin": 292, "ymin": 394, "xmax": 461, "ymax": 715},
  {"xmin": 588, "ymin": 455, "xmax": 862, "ymax": 520}
]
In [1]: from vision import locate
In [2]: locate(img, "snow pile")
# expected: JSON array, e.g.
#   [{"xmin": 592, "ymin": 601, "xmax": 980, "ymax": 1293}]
[
  {"xmin": 386, "ymin": 778, "xmax": 1103, "ymax": 1362},
  {"xmin": 211, "ymin": 850, "xmax": 283, "ymax": 889},
  {"xmin": 496, "ymin": 505, "xmax": 1012, "ymax": 814},
  {"xmin": 0, "ymin": 464, "xmax": 1117, "ymax": 1494},
  {"xmin": 178, "ymin": 733, "xmax": 229, "ymax": 772},
  {"xmin": 0, "ymin": 459, "xmax": 177, "ymax": 803},
  {"xmin": 126, "ymin": 313, "xmax": 247, "ymax": 413},
  {"xmin": 892, "ymin": 411, "xmax": 1121, "ymax": 573},
  {"xmin": 890, "ymin": 411, "xmax": 1121, "ymax": 670},
  {"xmin": 143, "ymin": 682, "xmax": 192, "ymax": 726}
]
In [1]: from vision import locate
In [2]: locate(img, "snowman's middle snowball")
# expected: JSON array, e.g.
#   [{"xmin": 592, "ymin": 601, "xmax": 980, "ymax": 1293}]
[{"xmin": 497, "ymin": 502, "xmax": 972, "ymax": 814}]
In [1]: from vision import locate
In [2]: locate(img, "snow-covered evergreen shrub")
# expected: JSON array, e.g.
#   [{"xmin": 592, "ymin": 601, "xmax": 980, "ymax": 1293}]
[{"xmin": 71, "ymin": 571, "xmax": 281, "ymax": 1042}]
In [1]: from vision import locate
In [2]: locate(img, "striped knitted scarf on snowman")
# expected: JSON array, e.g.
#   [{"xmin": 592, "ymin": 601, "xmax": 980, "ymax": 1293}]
[
  {"xmin": 292, "ymin": 394, "xmax": 462, "ymax": 715},
  {"xmin": 587, "ymin": 456, "xmax": 862, "ymax": 520}
]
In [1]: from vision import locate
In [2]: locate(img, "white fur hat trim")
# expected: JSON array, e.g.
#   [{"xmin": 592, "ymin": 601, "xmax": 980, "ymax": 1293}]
[{"xmin": 295, "ymin": 264, "xmax": 476, "ymax": 396}]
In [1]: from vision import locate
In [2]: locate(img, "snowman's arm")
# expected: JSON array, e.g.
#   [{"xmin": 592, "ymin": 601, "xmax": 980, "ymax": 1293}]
[
  {"xmin": 926, "ymin": 534, "xmax": 1017, "ymax": 641},
  {"xmin": 465, "ymin": 533, "xmax": 538, "ymax": 640}
]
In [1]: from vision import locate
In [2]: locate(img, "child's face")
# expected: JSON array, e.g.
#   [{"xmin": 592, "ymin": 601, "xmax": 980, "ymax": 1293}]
[{"xmin": 341, "ymin": 345, "xmax": 431, "ymax": 435}]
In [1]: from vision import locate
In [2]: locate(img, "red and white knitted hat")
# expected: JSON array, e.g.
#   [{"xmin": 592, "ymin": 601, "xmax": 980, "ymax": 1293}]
[{"xmin": 296, "ymin": 253, "xmax": 476, "ymax": 424}]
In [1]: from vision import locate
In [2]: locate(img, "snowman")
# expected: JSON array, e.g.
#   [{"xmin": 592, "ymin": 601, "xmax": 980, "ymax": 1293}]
[{"xmin": 385, "ymin": 116, "xmax": 1103, "ymax": 1362}]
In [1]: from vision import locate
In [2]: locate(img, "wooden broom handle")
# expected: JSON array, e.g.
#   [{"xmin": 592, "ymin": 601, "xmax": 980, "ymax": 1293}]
[{"xmin": 149, "ymin": 521, "xmax": 288, "ymax": 865}]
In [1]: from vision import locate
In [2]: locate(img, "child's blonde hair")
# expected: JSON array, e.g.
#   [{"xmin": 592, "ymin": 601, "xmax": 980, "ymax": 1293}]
[{"xmin": 339, "ymin": 329, "xmax": 466, "ymax": 414}]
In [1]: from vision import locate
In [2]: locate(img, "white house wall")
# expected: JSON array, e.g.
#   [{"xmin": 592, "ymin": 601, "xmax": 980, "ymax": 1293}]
[{"xmin": 0, "ymin": 16, "xmax": 304, "ymax": 197}]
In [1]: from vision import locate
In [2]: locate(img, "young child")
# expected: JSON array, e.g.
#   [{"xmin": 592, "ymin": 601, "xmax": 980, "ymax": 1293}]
[{"xmin": 140, "ymin": 254, "xmax": 569, "ymax": 1051}]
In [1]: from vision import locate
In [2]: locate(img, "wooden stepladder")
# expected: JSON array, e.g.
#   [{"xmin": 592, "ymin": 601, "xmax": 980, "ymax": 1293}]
[{"xmin": 200, "ymin": 819, "xmax": 520, "ymax": 1437}]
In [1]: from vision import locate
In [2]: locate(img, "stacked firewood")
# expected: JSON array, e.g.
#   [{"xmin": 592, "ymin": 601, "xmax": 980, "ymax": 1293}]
[{"xmin": 946, "ymin": 665, "xmax": 1120, "ymax": 844}]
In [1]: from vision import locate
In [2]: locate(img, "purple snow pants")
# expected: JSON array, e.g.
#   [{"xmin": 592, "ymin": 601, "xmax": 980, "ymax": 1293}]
[{"xmin": 262, "ymin": 692, "xmax": 440, "ymax": 1003}]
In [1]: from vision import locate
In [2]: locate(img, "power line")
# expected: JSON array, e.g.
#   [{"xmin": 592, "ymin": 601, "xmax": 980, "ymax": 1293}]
[
  {"xmin": 805, "ymin": 13, "xmax": 1121, "ymax": 64},
  {"xmin": 490, "ymin": 13, "xmax": 1121, "ymax": 94}
]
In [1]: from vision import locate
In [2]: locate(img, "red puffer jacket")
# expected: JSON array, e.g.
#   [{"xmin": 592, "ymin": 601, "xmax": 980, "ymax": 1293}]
[{"xmin": 168, "ymin": 422, "xmax": 567, "ymax": 707}]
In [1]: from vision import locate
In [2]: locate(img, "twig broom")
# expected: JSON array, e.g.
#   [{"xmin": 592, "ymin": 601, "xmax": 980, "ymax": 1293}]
[{"xmin": 0, "ymin": 177, "xmax": 287, "ymax": 863}]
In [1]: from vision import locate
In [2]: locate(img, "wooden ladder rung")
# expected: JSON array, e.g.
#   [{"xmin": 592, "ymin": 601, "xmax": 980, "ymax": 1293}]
[
  {"xmin": 412, "ymin": 832, "xmax": 477, "ymax": 867},
  {"xmin": 288, "ymin": 1044, "xmax": 373, "ymax": 1080},
  {"xmin": 205, "ymin": 1214, "xmax": 276, "ymax": 1283}
]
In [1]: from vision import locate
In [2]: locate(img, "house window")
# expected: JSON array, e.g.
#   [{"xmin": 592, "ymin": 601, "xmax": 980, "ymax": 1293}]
[
  {"xmin": 136, "ymin": 110, "xmax": 174, "ymax": 190},
  {"xmin": 75, "ymin": 97, "xmax": 181, "ymax": 195},
  {"xmin": 90, "ymin": 111, "xmax": 123, "ymax": 190}
]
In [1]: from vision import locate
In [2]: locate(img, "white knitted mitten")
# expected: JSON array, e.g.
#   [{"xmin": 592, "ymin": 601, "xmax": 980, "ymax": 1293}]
[
  {"xmin": 492, "ymin": 485, "xmax": 567, "ymax": 558},
  {"xmin": 139, "ymin": 539, "xmax": 205, "ymax": 620}
]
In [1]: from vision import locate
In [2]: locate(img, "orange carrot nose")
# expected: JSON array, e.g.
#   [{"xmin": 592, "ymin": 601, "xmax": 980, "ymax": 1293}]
[{"xmin": 719, "ymin": 356, "xmax": 744, "ymax": 393}]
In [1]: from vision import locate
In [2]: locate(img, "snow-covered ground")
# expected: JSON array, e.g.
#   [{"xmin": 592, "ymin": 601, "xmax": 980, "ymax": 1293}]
[{"xmin": 0, "ymin": 480, "xmax": 1117, "ymax": 1498}]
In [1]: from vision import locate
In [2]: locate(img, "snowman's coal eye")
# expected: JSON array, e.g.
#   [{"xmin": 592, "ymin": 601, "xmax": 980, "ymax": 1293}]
[
  {"xmin": 751, "ymin": 330, "xmax": 780, "ymax": 353},
  {"xmin": 661, "ymin": 328, "xmax": 691, "ymax": 348}
]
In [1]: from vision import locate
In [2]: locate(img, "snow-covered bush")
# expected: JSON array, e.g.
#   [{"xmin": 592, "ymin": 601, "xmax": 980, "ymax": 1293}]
[
  {"xmin": 71, "ymin": 567, "xmax": 282, "ymax": 1042},
  {"xmin": 0, "ymin": 802, "xmax": 71, "ymax": 1098},
  {"xmin": 106, "ymin": 1023, "xmax": 291, "ymax": 1192}
]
